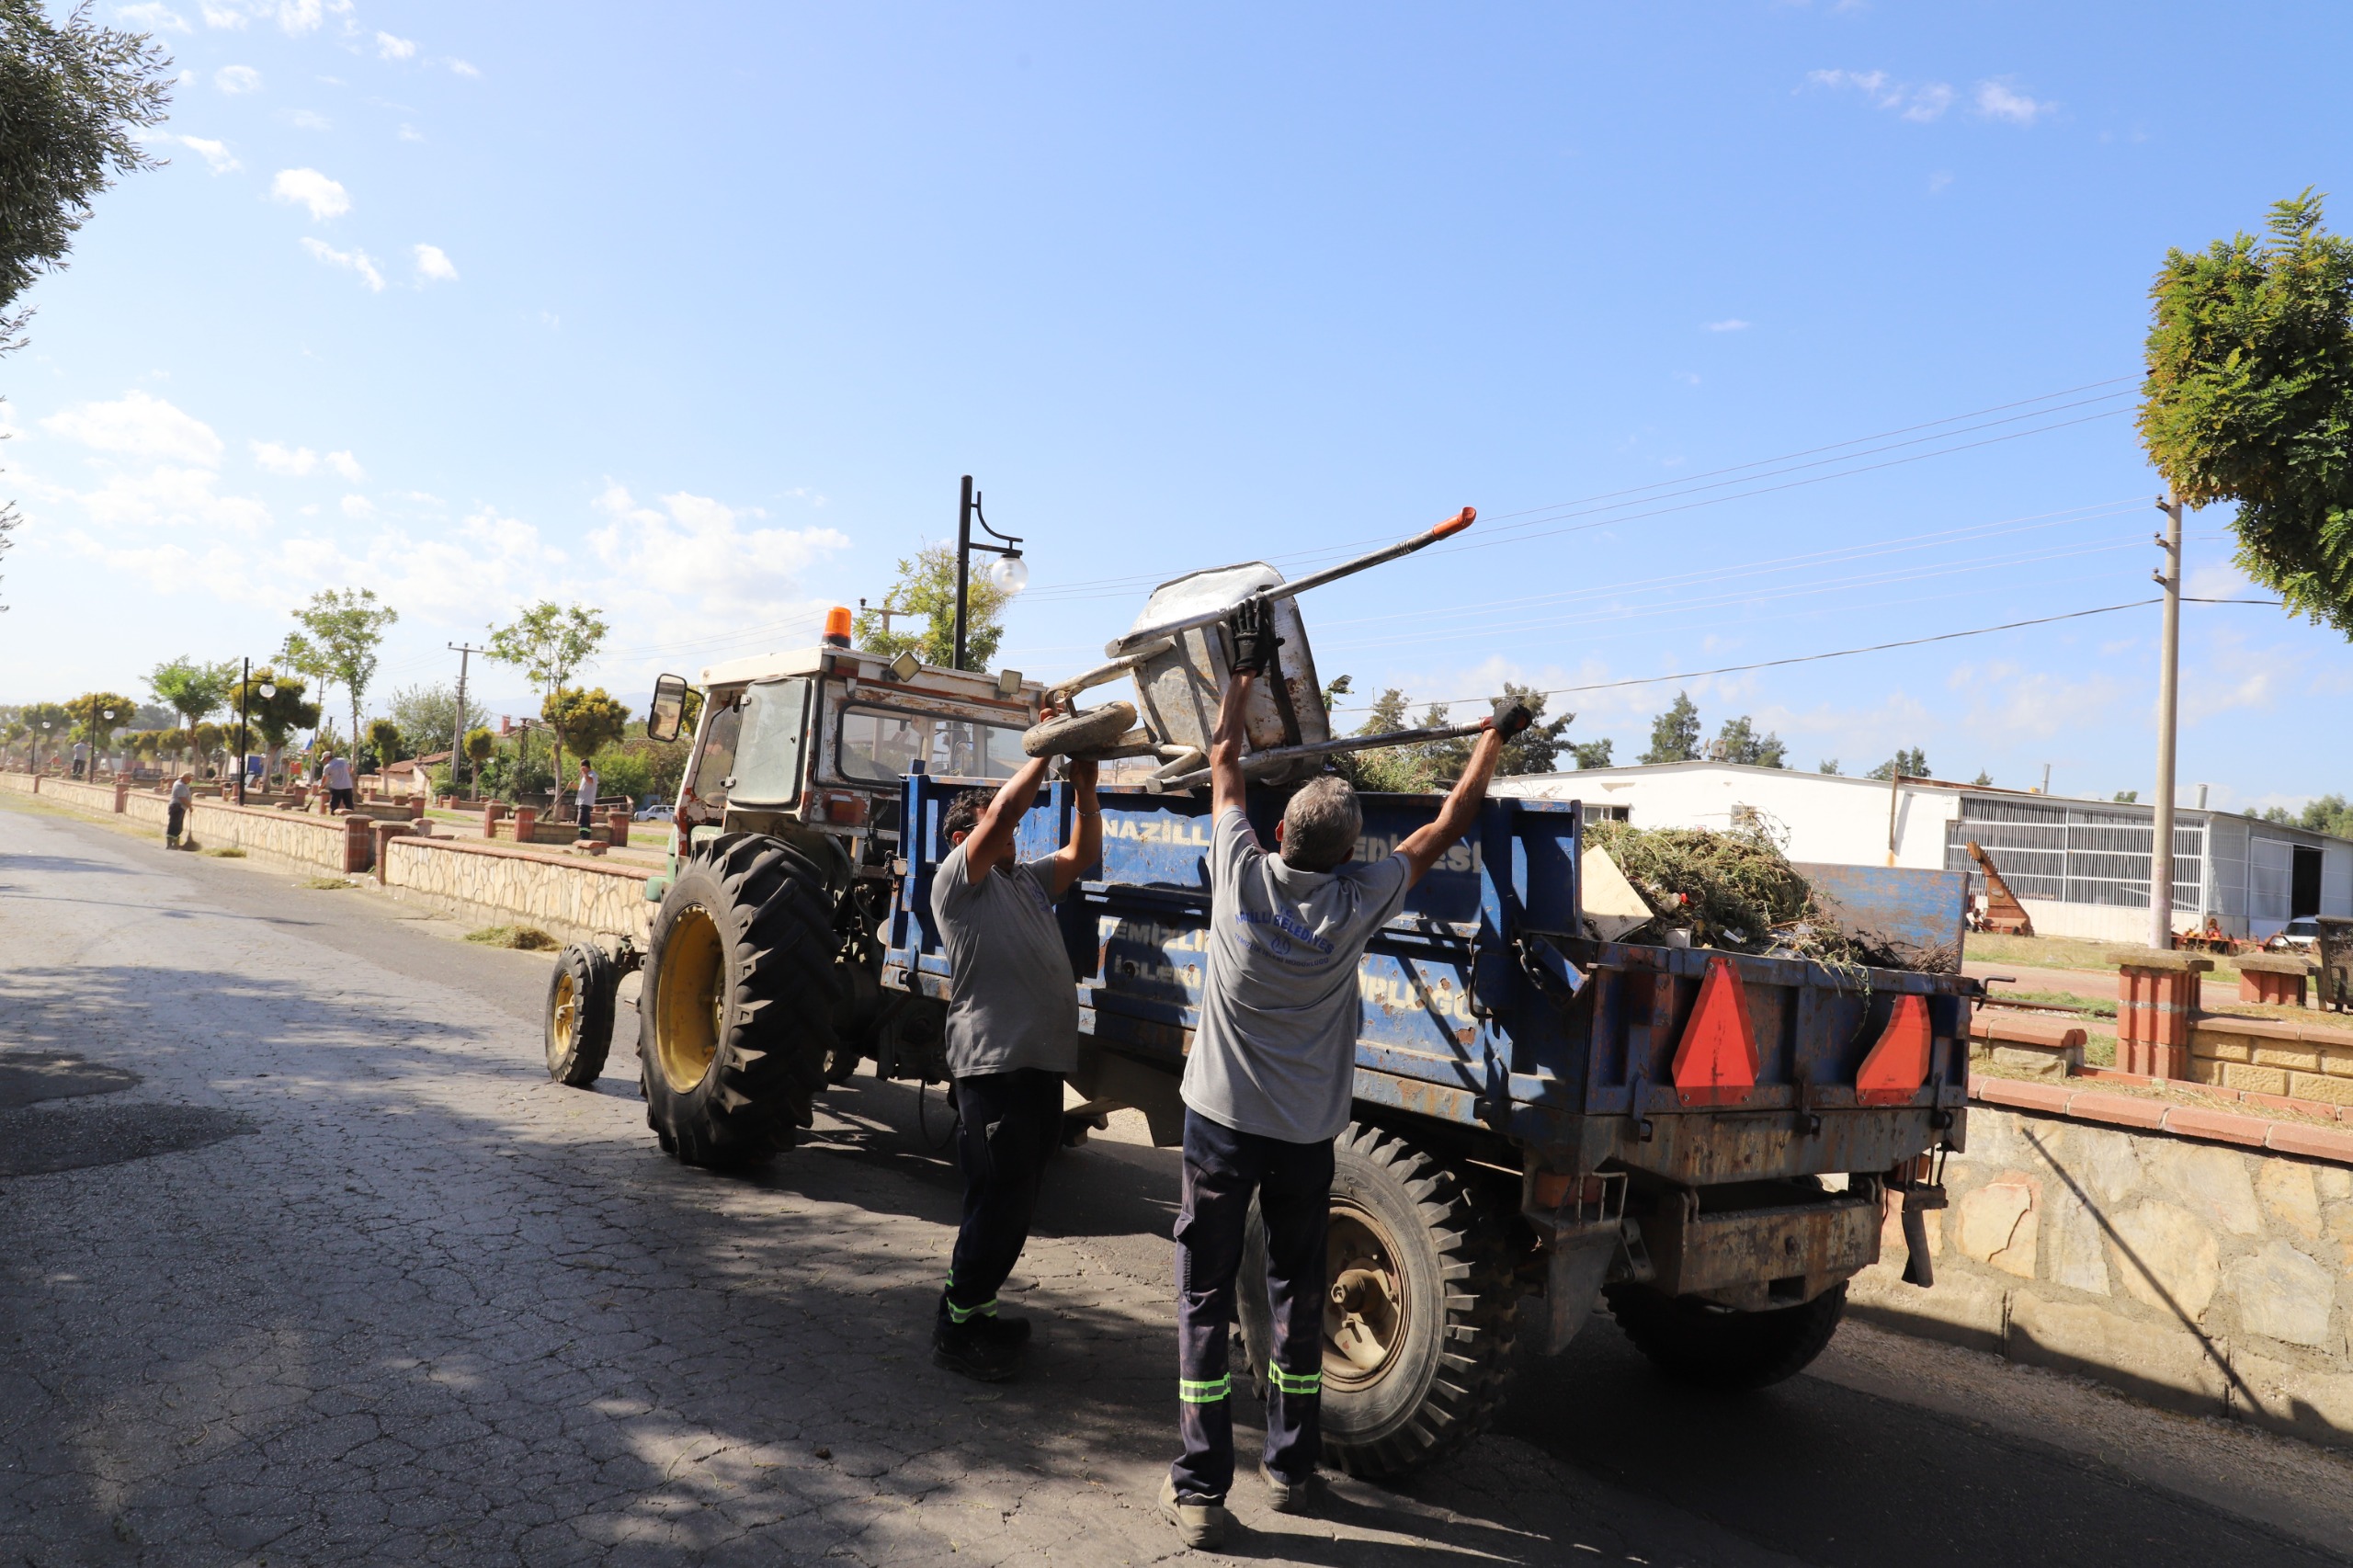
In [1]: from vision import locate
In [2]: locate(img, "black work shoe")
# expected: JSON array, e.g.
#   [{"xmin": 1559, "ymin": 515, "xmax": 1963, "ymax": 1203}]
[
  {"xmin": 932, "ymin": 1319, "xmax": 1017, "ymax": 1382},
  {"xmin": 974, "ymin": 1312, "xmax": 1031, "ymax": 1349},
  {"xmin": 1159, "ymin": 1474, "xmax": 1231, "ymax": 1550},
  {"xmin": 1260, "ymin": 1462, "xmax": 1315, "ymax": 1514}
]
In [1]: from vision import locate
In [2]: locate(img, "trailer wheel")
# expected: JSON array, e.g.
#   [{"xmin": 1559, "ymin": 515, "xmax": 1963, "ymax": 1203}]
[
  {"xmin": 639, "ymin": 834, "xmax": 841, "ymax": 1168},
  {"xmin": 1236, "ymin": 1123, "xmax": 1520, "ymax": 1480},
  {"xmin": 1604, "ymin": 1280, "xmax": 1847, "ymax": 1392},
  {"xmin": 1022, "ymin": 701, "xmax": 1136, "ymax": 758},
  {"xmin": 544, "ymin": 942, "xmax": 619, "ymax": 1086}
]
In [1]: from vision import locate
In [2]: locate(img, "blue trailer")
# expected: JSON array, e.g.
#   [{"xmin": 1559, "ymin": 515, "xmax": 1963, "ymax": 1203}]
[
  {"xmin": 542, "ymin": 631, "xmax": 1971, "ymax": 1481},
  {"xmin": 878, "ymin": 769, "xmax": 1972, "ymax": 1477}
]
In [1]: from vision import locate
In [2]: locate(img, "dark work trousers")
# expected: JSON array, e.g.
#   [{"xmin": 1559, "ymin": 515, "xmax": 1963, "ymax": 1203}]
[
  {"xmin": 165, "ymin": 803, "xmax": 187, "ymax": 844},
  {"xmin": 944, "ymin": 1068, "xmax": 1064, "ymax": 1323},
  {"xmin": 1171, "ymin": 1108, "xmax": 1334, "ymax": 1502}
]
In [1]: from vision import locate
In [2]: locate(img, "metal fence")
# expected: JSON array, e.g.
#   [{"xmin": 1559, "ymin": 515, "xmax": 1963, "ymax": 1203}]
[{"xmin": 1942, "ymin": 796, "xmax": 2205, "ymax": 914}]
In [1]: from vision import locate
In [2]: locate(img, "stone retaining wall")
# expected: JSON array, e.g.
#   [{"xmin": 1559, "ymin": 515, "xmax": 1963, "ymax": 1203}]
[
  {"xmin": 379, "ymin": 835, "xmax": 653, "ymax": 947},
  {"xmin": 1852, "ymin": 1098, "xmax": 2353, "ymax": 1449}
]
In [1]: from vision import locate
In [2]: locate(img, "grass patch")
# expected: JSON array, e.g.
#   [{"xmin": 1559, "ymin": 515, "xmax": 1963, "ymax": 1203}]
[
  {"xmin": 1981, "ymin": 987, "xmax": 2119, "ymax": 1017},
  {"xmin": 466, "ymin": 925, "xmax": 558, "ymax": 951},
  {"xmin": 201, "ymin": 846, "xmax": 247, "ymax": 858},
  {"xmin": 304, "ymin": 876, "xmax": 358, "ymax": 890},
  {"xmin": 1966, "ymin": 929, "xmax": 2245, "ymax": 982}
]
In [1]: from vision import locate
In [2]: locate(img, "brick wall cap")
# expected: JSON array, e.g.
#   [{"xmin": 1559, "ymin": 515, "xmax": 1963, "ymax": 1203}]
[
  {"xmin": 2157, "ymin": 1104, "xmax": 2271, "ymax": 1148},
  {"xmin": 2058, "ymin": 1089, "xmax": 2171, "ymax": 1129},
  {"xmin": 384, "ymin": 832, "xmax": 653, "ymax": 881},
  {"xmin": 2194, "ymin": 1013, "xmax": 2353, "ymax": 1048},
  {"xmin": 2265, "ymin": 1122, "xmax": 2353, "ymax": 1162},
  {"xmin": 2236, "ymin": 952, "xmax": 2319, "ymax": 976},
  {"xmin": 1972, "ymin": 1014, "xmax": 2089, "ymax": 1050},
  {"xmin": 2106, "ymin": 949, "xmax": 2214, "ymax": 973}
]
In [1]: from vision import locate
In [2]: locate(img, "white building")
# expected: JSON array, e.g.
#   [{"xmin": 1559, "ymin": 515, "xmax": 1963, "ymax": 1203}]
[{"xmin": 1493, "ymin": 761, "xmax": 2353, "ymax": 944}]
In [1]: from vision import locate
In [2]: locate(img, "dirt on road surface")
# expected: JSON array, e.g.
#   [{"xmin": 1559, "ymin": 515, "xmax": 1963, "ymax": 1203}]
[{"xmin": 6, "ymin": 797, "xmax": 2353, "ymax": 1567}]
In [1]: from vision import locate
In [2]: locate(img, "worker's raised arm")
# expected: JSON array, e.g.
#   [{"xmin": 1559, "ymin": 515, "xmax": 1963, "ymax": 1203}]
[
  {"xmin": 962, "ymin": 749, "xmax": 1055, "ymax": 885},
  {"xmin": 1395, "ymin": 699, "xmax": 1533, "ymax": 887},
  {"xmin": 1211, "ymin": 596, "xmax": 1280, "ymax": 820},
  {"xmin": 1050, "ymin": 756, "xmax": 1102, "ymax": 896}
]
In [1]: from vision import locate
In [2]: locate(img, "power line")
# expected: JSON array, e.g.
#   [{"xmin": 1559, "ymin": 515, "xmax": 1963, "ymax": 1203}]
[{"xmin": 1343, "ymin": 597, "xmax": 2287, "ymax": 710}]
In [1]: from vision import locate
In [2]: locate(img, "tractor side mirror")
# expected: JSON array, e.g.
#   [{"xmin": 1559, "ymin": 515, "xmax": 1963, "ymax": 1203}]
[{"xmin": 648, "ymin": 675, "xmax": 688, "ymax": 743}]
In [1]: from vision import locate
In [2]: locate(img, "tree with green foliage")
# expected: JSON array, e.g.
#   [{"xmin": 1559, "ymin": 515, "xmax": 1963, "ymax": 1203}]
[
  {"xmin": 68, "ymin": 688, "xmax": 132, "ymax": 767},
  {"xmin": 852, "ymin": 543, "xmax": 1009, "ymax": 670},
  {"xmin": 1818, "ymin": 758, "xmax": 1841, "ymax": 776},
  {"xmin": 2141, "ymin": 191, "xmax": 2353, "ymax": 636},
  {"xmin": 1707, "ymin": 715, "xmax": 1787, "ymax": 768},
  {"xmin": 364, "ymin": 718, "xmax": 404, "ymax": 775},
  {"xmin": 1868, "ymin": 747, "xmax": 1929, "ymax": 780},
  {"xmin": 226, "ymin": 668, "xmax": 320, "ymax": 781},
  {"xmin": 1491, "ymin": 683, "xmax": 1574, "ymax": 776},
  {"xmin": 20, "ymin": 699, "xmax": 66, "ymax": 768},
  {"xmin": 1640, "ymin": 691, "xmax": 1701, "ymax": 765},
  {"xmin": 2113, "ymin": 789, "xmax": 2140, "ymax": 803},
  {"xmin": 487, "ymin": 600, "xmax": 608, "ymax": 787},
  {"xmin": 1972, "ymin": 770, "xmax": 1994, "ymax": 787},
  {"xmin": 1572, "ymin": 738, "xmax": 1614, "ymax": 769},
  {"xmin": 463, "ymin": 726, "xmax": 494, "ymax": 767},
  {"xmin": 291, "ymin": 588, "xmax": 398, "ymax": 762},
  {"xmin": 386, "ymin": 681, "xmax": 486, "ymax": 760},
  {"xmin": 543, "ymin": 687, "xmax": 631, "ymax": 772},
  {"xmin": 147, "ymin": 656, "xmax": 233, "ymax": 762}
]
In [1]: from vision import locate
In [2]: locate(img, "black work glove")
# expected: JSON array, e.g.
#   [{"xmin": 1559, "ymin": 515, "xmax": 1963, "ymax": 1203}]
[
  {"xmin": 1227, "ymin": 596, "xmax": 1281, "ymax": 676},
  {"xmin": 1491, "ymin": 697, "xmax": 1536, "ymax": 737}
]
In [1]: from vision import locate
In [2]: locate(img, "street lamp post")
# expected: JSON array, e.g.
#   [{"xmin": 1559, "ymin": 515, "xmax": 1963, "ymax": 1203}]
[
  {"xmin": 36, "ymin": 720, "xmax": 51, "ymax": 775},
  {"xmin": 951, "ymin": 474, "xmax": 1029, "ymax": 672}
]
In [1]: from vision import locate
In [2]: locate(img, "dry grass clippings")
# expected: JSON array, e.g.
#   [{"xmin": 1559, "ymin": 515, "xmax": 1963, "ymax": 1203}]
[{"xmin": 466, "ymin": 925, "xmax": 558, "ymax": 951}]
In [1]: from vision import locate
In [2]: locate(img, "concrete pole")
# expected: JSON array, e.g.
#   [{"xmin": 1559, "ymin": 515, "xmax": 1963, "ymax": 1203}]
[{"xmin": 2149, "ymin": 492, "xmax": 2186, "ymax": 949}]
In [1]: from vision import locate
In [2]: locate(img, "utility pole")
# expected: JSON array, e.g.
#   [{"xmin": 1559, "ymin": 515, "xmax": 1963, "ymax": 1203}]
[
  {"xmin": 2040, "ymin": 762, "xmax": 2052, "ymax": 796},
  {"xmin": 2149, "ymin": 491, "xmax": 2186, "ymax": 949},
  {"xmin": 448, "ymin": 642, "xmax": 485, "ymax": 801}
]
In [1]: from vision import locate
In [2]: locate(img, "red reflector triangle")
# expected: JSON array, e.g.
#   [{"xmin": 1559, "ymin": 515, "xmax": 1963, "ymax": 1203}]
[
  {"xmin": 1856, "ymin": 993, "xmax": 1934, "ymax": 1106},
  {"xmin": 1671, "ymin": 956, "xmax": 1759, "ymax": 1107}
]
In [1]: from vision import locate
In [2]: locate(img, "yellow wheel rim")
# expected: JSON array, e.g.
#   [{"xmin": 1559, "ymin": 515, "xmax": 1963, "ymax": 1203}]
[
  {"xmin": 654, "ymin": 904, "xmax": 725, "ymax": 1094},
  {"xmin": 1324, "ymin": 1205, "xmax": 1410, "ymax": 1390},
  {"xmin": 549, "ymin": 970, "xmax": 578, "ymax": 1071}
]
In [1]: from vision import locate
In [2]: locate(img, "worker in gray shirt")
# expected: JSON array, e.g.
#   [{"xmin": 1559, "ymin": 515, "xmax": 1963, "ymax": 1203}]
[
  {"xmin": 1159, "ymin": 597, "xmax": 1528, "ymax": 1549},
  {"xmin": 926, "ymin": 730, "xmax": 1102, "ymax": 1382}
]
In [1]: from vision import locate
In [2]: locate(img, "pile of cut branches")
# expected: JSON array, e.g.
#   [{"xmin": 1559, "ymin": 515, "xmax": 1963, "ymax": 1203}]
[{"xmin": 1586, "ymin": 821, "xmax": 1887, "ymax": 970}]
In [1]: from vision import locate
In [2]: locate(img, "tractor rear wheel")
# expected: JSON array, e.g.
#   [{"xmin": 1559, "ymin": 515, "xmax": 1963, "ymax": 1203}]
[
  {"xmin": 544, "ymin": 941, "xmax": 619, "ymax": 1086},
  {"xmin": 640, "ymin": 834, "xmax": 841, "ymax": 1168},
  {"xmin": 1236, "ymin": 1122, "xmax": 1520, "ymax": 1480},
  {"xmin": 1604, "ymin": 1280, "xmax": 1847, "ymax": 1391}
]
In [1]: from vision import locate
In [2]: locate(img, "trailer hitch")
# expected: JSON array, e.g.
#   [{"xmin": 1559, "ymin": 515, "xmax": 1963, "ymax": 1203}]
[{"xmin": 1888, "ymin": 1149, "xmax": 1949, "ymax": 1289}]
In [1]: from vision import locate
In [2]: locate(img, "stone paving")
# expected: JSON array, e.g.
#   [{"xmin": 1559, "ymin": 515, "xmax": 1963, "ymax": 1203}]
[{"xmin": 12, "ymin": 799, "xmax": 2353, "ymax": 1568}]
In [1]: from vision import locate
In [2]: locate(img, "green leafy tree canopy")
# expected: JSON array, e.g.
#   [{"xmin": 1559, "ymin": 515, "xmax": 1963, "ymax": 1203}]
[
  {"xmin": 1706, "ymin": 715, "xmax": 1787, "ymax": 768},
  {"xmin": 148, "ymin": 656, "xmax": 233, "ymax": 747},
  {"xmin": 227, "ymin": 669, "xmax": 320, "ymax": 755},
  {"xmin": 2141, "ymin": 191, "xmax": 2353, "ymax": 635},
  {"xmin": 543, "ymin": 686, "xmax": 631, "ymax": 766},
  {"xmin": 68, "ymin": 688, "xmax": 133, "ymax": 748},
  {"xmin": 386, "ymin": 681, "xmax": 486, "ymax": 759},
  {"xmin": 1640, "ymin": 691, "xmax": 1701, "ymax": 765},
  {"xmin": 291, "ymin": 588, "xmax": 398, "ymax": 760},
  {"xmin": 1868, "ymin": 747, "xmax": 1930, "ymax": 780},
  {"xmin": 852, "ymin": 542, "xmax": 1009, "ymax": 670},
  {"xmin": 1572, "ymin": 738, "xmax": 1614, "ymax": 769}
]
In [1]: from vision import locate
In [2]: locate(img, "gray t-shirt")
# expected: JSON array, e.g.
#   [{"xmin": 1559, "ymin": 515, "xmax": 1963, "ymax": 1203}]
[
  {"xmin": 930, "ymin": 844, "xmax": 1080, "ymax": 1078},
  {"xmin": 1183, "ymin": 808, "xmax": 1411, "ymax": 1143}
]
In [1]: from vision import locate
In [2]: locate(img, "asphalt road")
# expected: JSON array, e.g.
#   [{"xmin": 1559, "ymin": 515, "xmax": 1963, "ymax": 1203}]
[{"xmin": 6, "ymin": 795, "xmax": 2353, "ymax": 1567}]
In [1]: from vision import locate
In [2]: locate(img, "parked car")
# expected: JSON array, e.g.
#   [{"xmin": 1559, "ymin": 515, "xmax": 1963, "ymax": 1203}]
[
  {"xmin": 2266, "ymin": 916, "xmax": 2323, "ymax": 951},
  {"xmin": 634, "ymin": 801, "xmax": 675, "ymax": 822}
]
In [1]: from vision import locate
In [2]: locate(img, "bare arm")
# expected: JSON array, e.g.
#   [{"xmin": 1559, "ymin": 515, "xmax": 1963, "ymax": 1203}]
[
  {"xmin": 1049, "ymin": 756, "xmax": 1102, "ymax": 896},
  {"xmin": 1396, "ymin": 726, "xmax": 1508, "ymax": 888},
  {"xmin": 962, "ymin": 753, "xmax": 1055, "ymax": 885},
  {"xmin": 1209, "ymin": 669, "xmax": 1255, "ymax": 820}
]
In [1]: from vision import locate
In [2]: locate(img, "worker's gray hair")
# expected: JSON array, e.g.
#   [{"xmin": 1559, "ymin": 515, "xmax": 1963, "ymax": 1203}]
[{"xmin": 1280, "ymin": 776, "xmax": 1361, "ymax": 872}]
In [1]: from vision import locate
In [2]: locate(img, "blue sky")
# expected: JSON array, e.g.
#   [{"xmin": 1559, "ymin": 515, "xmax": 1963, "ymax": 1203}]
[{"xmin": 5, "ymin": 0, "xmax": 2348, "ymax": 809}]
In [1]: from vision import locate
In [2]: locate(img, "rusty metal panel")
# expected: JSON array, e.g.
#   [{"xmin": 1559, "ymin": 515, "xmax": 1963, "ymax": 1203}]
[
  {"xmin": 1790, "ymin": 862, "xmax": 1970, "ymax": 973},
  {"xmin": 1643, "ymin": 1191, "xmax": 1881, "ymax": 1299}
]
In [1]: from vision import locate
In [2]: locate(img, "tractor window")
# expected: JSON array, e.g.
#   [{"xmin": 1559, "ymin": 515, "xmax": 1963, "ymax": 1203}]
[
  {"xmin": 837, "ymin": 706, "xmax": 1026, "ymax": 784},
  {"xmin": 728, "ymin": 679, "xmax": 813, "ymax": 806},
  {"xmin": 687, "ymin": 693, "xmax": 745, "ymax": 812}
]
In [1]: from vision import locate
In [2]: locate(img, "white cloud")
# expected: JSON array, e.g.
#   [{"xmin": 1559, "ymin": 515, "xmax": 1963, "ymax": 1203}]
[
  {"xmin": 300, "ymin": 236, "xmax": 384, "ymax": 291},
  {"xmin": 590, "ymin": 483, "xmax": 848, "ymax": 619},
  {"xmin": 251, "ymin": 439, "xmax": 317, "ymax": 475},
  {"xmin": 1805, "ymin": 67, "xmax": 1953, "ymax": 122},
  {"xmin": 214, "ymin": 63, "xmax": 261, "ymax": 93},
  {"xmin": 397, "ymin": 123, "xmax": 424, "ymax": 142},
  {"xmin": 411, "ymin": 244, "xmax": 458, "ymax": 284},
  {"xmin": 339, "ymin": 494, "xmax": 375, "ymax": 518},
  {"xmin": 42, "ymin": 390, "xmax": 223, "ymax": 466},
  {"xmin": 287, "ymin": 108, "xmax": 331, "ymax": 131},
  {"xmin": 117, "ymin": 3, "xmax": 189, "ymax": 29},
  {"xmin": 1704, "ymin": 319, "xmax": 1749, "ymax": 333},
  {"xmin": 325, "ymin": 450, "xmax": 364, "ymax": 481},
  {"xmin": 448, "ymin": 59, "xmax": 479, "ymax": 77},
  {"xmin": 176, "ymin": 135, "xmax": 239, "ymax": 174},
  {"xmin": 198, "ymin": 1, "xmax": 245, "ymax": 26},
  {"xmin": 271, "ymin": 166, "xmax": 350, "ymax": 220},
  {"xmin": 276, "ymin": 0, "xmax": 320, "ymax": 35},
  {"xmin": 72, "ymin": 466, "xmax": 274, "ymax": 534},
  {"xmin": 1975, "ymin": 79, "xmax": 2054, "ymax": 126},
  {"xmin": 375, "ymin": 30, "xmax": 415, "ymax": 60}
]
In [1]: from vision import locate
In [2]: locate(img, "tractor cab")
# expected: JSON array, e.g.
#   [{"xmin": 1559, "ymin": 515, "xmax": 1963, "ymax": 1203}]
[{"xmin": 645, "ymin": 615, "xmax": 1047, "ymax": 896}]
